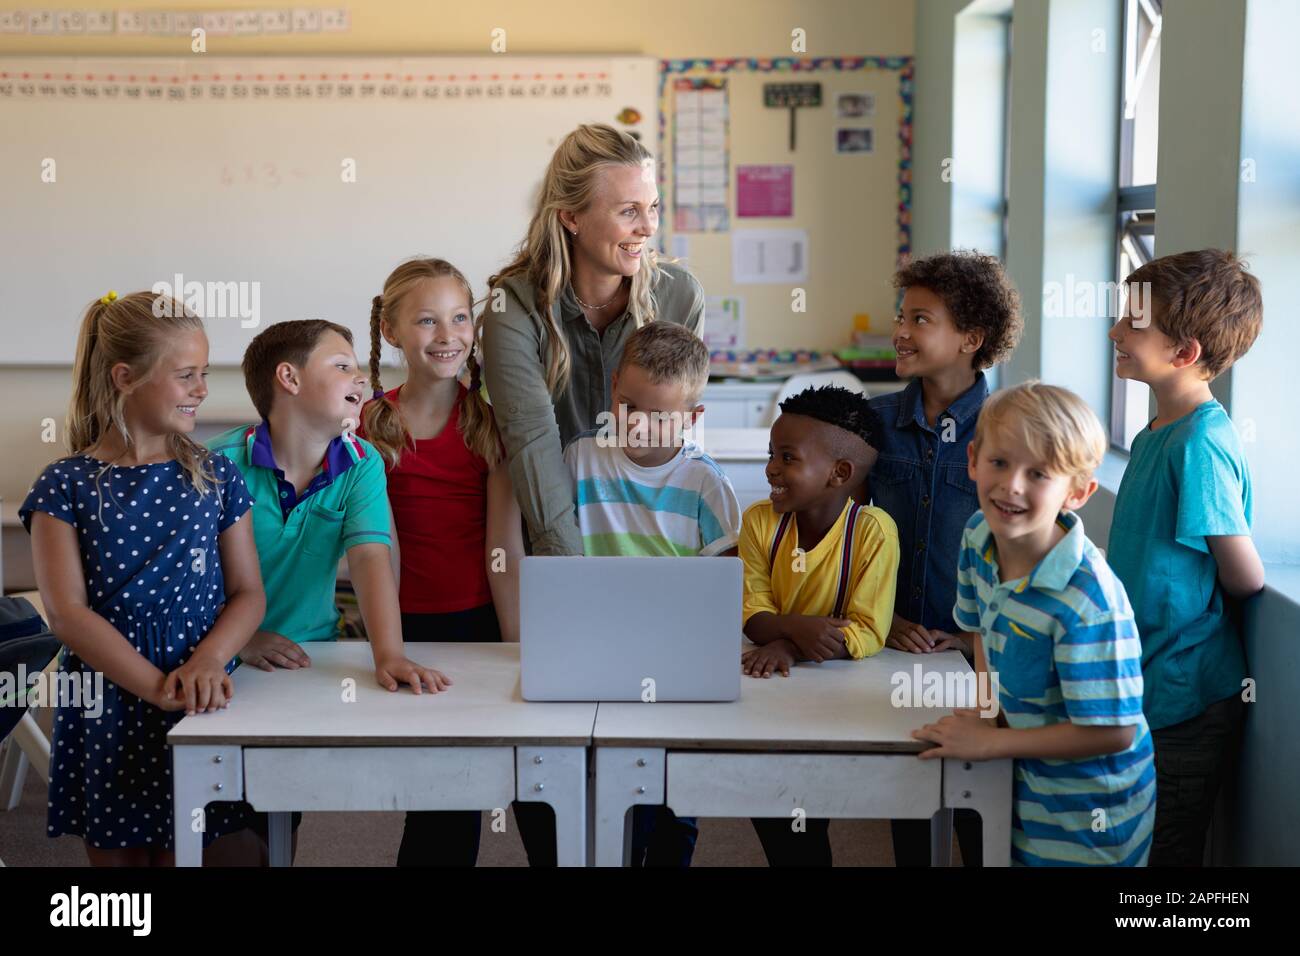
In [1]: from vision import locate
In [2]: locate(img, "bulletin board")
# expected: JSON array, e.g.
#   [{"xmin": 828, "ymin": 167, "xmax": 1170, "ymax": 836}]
[{"xmin": 658, "ymin": 56, "xmax": 913, "ymax": 352}]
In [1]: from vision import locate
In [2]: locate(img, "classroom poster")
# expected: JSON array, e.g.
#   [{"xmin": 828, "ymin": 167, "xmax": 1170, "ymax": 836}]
[
  {"xmin": 673, "ymin": 77, "xmax": 730, "ymax": 232},
  {"xmin": 731, "ymin": 228, "xmax": 809, "ymax": 284},
  {"xmin": 737, "ymin": 164, "xmax": 794, "ymax": 217},
  {"xmin": 702, "ymin": 295, "xmax": 744, "ymax": 349}
]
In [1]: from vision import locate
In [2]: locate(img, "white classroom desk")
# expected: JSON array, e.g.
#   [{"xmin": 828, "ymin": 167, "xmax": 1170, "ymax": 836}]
[
  {"xmin": 591, "ymin": 646, "xmax": 1013, "ymax": 867},
  {"xmin": 167, "ymin": 641, "xmax": 596, "ymax": 867}
]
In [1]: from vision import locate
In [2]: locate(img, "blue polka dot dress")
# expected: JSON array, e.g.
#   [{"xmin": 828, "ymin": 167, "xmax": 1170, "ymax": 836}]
[{"xmin": 19, "ymin": 454, "xmax": 254, "ymax": 851}]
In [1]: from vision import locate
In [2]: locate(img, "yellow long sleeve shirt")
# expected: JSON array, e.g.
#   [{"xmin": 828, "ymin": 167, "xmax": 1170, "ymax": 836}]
[{"xmin": 740, "ymin": 498, "xmax": 899, "ymax": 659}]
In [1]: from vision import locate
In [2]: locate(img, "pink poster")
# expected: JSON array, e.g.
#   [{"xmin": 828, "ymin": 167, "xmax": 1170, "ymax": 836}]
[{"xmin": 737, "ymin": 165, "xmax": 794, "ymax": 217}]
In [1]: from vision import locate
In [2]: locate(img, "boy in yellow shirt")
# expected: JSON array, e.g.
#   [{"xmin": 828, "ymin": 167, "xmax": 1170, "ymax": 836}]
[
  {"xmin": 740, "ymin": 384, "xmax": 899, "ymax": 866},
  {"xmin": 742, "ymin": 385, "xmax": 899, "ymax": 674}
]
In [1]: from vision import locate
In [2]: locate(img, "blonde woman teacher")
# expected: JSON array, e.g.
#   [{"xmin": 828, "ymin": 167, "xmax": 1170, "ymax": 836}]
[{"xmin": 482, "ymin": 124, "xmax": 706, "ymax": 555}]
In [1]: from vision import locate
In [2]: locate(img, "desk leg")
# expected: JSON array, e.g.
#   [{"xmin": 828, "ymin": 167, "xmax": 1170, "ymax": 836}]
[
  {"xmin": 171, "ymin": 745, "xmax": 243, "ymax": 867},
  {"xmin": 516, "ymin": 746, "xmax": 588, "ymax": 867},
  {"xmin": 593, "ymin": 747, "xmax": 665, "ymax": 867},
  {"xmin": 930, "ymin": 808, "xmax": 954, "ymax": 866},
  {"xmin": 267, "ymin": 812, "xmax": 293, "ymax": 867},
  {"xmin": 943, "ymin": 757, "xmax": 1013, "ymax": 867}
]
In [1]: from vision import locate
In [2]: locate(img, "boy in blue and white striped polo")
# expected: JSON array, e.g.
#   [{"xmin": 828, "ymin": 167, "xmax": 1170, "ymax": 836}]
[{"xmin": 913, "ymin": 381, "xmax": 1155, "ymax": 866}]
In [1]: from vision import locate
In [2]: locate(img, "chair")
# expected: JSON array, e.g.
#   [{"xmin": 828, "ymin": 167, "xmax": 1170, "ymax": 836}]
[
  {"xmin": 0, "ymin": 592, "xmax": 60, "ymax": 865},
  {"xmin": 768, "ymin": 370, "xmax": 868, "ymax": 425}
]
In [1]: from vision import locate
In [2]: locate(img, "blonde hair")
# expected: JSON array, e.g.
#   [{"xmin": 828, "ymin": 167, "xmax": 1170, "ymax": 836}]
[
  {"xmin": 362, "ymin": 258, "xmax": 502, "ymax": 470},
  {"xmin": 69, "ymin": 290, "xmax": 217, "ymax": 497},
  {"xmin": 972, "ymin": 381, "xmax": 1106, "ymax": 489},
  {"xmin": 618, "ymin": 321, "xmax": 710, "ymax": 403},
  {"xmin": 487, "ymin": 123, "xmax": 665, "ymax": 396}
]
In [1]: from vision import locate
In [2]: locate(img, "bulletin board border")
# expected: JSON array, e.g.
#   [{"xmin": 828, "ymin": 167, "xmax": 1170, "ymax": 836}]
[{"xmin": 657, "ymin": 56, "xmax": 914, "ymax": 268}]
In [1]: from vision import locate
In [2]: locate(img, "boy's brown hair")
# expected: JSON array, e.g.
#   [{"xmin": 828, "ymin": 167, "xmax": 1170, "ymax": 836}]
[
  {"xmin": 1126, "ymin": 249, "xmax": 1262, "ymax": 380},
  {"xmin": 617, "ymin": 321, "xmax": 710, "ymax": 403},
  {"xmin": 242, "ymin": 319, "xmax": 354, "ymax": 420},
  {"xmin": 892, "ymin": 249, "xmax": 1023, "ymax": 370}
]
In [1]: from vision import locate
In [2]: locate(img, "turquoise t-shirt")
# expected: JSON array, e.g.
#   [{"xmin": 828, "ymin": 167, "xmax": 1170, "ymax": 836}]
[
  {"xmin": 208, "ymin": 423, "xmax": 392, "ymax": 643},
  {"xmin": 1108, "ymin": 400, "xmax": 1251, "ymax": 730}
]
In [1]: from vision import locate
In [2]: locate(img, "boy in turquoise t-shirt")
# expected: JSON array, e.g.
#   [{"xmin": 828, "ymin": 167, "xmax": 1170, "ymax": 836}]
[
  {"xmin": 209, "ymin": 319, "xmax": 450, "ymax": 695},
  {"xmin": 1107, "ymin": 249, "xmax": 1265, "ymax": 866}
]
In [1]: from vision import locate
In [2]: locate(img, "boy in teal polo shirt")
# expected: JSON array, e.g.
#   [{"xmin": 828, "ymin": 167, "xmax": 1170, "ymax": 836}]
[
  {"xmin": 1108, "ymin": 250, "xmax": 1265, "ymax": 866},
  {"xmin": 209, "ymin": 319, "xmax": 450, "ymax": 695}
]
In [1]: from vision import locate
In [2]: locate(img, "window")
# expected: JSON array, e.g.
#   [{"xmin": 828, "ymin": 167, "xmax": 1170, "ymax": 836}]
[{"xmin": 1111, "ymin": 0, "xmax": 1162, "ymax": 450}]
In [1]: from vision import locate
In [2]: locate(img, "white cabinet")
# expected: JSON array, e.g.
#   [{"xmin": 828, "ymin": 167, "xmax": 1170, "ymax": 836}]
[
  {"xmin": 699, "ymin": 379, "xmax": 907, "ymax": 512},
  {"xmin": 700, "ymin": 382, "xmax": 782, "ymax": 429},
  {"xmin": 701, "ymin": 379, "xmax": 906, "ymax": 430}
]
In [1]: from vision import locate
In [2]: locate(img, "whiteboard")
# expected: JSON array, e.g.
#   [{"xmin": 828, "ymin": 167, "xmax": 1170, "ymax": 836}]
[{"xmin": 0, "ymin": 56, "xmax": 657, "ymax": 364}]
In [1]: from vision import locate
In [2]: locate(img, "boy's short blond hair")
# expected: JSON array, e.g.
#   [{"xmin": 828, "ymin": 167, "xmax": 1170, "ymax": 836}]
[
  {"xmin": 972, "ymin": 381, "xmax": 1107, "ymax": 489},
  {"xmin": 617, "ymin": 321, "xmax": 710, "ymax": 402}
]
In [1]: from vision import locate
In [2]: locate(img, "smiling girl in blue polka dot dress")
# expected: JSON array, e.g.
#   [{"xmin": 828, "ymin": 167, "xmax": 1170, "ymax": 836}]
[{"xmin": 20, "ymin": 291, "xmax": 267, "ymax": 866}]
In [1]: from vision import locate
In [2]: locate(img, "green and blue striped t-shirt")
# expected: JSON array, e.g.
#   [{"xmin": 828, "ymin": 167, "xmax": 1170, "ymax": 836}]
[{"xmin": 564, "ymin": 432, "xmax": 741, "ymax": 557}]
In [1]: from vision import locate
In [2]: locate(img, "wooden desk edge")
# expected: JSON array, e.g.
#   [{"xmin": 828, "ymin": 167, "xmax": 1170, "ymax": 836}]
[
  {"xmin": 166, "ymin": 732, "xmax": 595, "ymax": 748},
  {"xmin": 591, "ymin": 735, "xmax": 935, "ymax": 754}
]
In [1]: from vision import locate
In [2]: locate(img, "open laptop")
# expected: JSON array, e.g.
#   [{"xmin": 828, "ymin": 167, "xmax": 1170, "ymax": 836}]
[{"xmin": 519, "ymin": 556, "xmax": 743, "ymax": 702}]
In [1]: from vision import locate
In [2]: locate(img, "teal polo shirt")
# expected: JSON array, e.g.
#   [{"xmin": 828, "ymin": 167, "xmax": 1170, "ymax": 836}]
[
  {"xmin": 1108, "ymin": 400, "xmax": 1252, "ymax": 731},
  {"xmin": 208, "ymin": 423, "xmax": 392, "ymax": 643}
]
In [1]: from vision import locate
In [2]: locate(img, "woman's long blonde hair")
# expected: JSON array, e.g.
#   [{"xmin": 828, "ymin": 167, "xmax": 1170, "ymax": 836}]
[
  {"xmin": 487, "ymin": 123, "xmax": 665, "ymax": 396},
  {"xmin": 362, "ymin": 258, "xmax": 502, "ymax": 470},
  {"xmin": 69, "ymin": 291, "xmax": 216, "ymax": 497}
]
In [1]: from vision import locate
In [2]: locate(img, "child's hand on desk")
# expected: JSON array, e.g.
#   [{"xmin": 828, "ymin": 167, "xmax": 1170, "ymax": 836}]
[
  {"xmin": 164, "ymin": 651, "xmax": 234, "ymax": 716},
  {"xmin": 927, "ymin": 630, "xmax": 970, "ymax": 654},
  {"xmin": 241, "ymin": 630, "xmax": 312, "ymax": 671},
  {"xmin": 913, "ymin": 708, "xmax": 998, "ymax": 761},
  {"xmin": 784, "ymin": 616, "xmax": 850, "ymax": 663},
  {"xmin": 742, "ymin": 640, "xmax": 796, "ymax": 678},
  {"xmin": 374, "ymin": 654, "xmax": 452, "ymax": 695},
  {"xmin": 150, "ymin": 675, "xmax": 188, "ymax": 713},
  {"xmin": 886, "ymin": 614, "xmax": 937, "ymax": 653}
]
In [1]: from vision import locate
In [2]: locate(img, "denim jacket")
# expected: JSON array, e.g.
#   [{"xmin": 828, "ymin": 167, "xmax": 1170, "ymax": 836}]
[{"xmin": 867, "ymin": 373, "xmax": 988, "ymax": 632}]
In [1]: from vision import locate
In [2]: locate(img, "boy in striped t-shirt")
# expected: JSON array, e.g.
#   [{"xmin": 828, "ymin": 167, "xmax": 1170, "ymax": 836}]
[
  {"xmin": 564, "ymin": 321, "xmax": 741, "ymax": 559},
  {"xmin": 563, "ymin": 320, "xmax": 739, "ymax": 868},
  {"xmin": 914, "ymin": 382, "xmax": 1155, "ymax": 866}
]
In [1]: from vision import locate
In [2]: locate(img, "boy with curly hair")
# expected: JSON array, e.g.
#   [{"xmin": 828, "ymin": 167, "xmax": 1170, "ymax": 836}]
[{"xmin": 866, "ymin": 249, "xmax": 1024, "ymax": 866}]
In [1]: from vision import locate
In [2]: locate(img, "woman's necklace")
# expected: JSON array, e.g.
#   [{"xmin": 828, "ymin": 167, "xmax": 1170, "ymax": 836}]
[{"xmin": 572, "ymin": 278, "xmax": 625, "ymax": 311}]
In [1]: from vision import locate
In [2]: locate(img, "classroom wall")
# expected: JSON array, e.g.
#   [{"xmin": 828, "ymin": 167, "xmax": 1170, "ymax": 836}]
[
  {"xmin": 911, "ymin": 0, "xmax": 1010, "ymax": 260},
  {"xmin": 910, "ymin": 0, "xmax": 967, "ymax": 259},
  {"xmin": 0, "ymin": 0, "xmax": 915, "ymax": 582}
]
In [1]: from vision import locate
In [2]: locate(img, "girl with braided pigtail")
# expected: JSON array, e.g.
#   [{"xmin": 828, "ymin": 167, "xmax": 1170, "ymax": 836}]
[{"xmin": 357, "ymin": 259, "xmax": 555, "ymax": 866}]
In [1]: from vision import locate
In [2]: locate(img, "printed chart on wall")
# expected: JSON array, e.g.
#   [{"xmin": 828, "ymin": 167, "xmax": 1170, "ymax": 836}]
[
  {"xmin": 659, "ymin": 57, "xmax": 913, "ymax": 352},
  {"xmin": 672, "ymin": 77, "xmax": 729, "ymax": 232}
]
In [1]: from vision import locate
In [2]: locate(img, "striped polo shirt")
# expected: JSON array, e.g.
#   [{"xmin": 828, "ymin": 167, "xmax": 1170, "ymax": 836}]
[
  {"xmin": 954, "ymin": 509, "xmax": 1155, "ymax": 866},
  {"xmin": 563, "ymin": 432, "xmax": 741, "ymax": 557}
]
